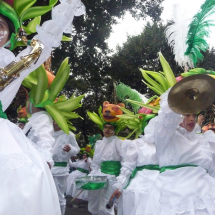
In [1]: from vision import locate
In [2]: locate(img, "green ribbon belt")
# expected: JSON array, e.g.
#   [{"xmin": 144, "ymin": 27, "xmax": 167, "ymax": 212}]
[
  {"xmin": 77, "ymin": 167, "xmax": 89, "ymax": 174},
  {"xmin": 101, "ymin": 161, "xmax": 121, "ymax": 176},
  {"xmin": 54, "ymin": 162, "xmax": 67, "ymax": 167},
  {"xmin": 76, "ymin": 182, "xmax": 107, "ymax": 190},
  {"xmin": 130, "ymin": 164, "xmax": 160, "ymax": 178},
  {"xmin": 160, "ymin": 164, "xmax": 198, "ymax": 173},
  {"xmin": 125, "ymin": 164, "xmax": 160, "ymax": 189}
]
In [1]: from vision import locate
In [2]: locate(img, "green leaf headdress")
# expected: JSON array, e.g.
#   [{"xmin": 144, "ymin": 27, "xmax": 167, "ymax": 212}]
[
  {"xmin": 0, "ymin": 0, "xmax": 58, "ymax": 50},
  {"xmin": 22, "ymin": 58, "xmax": 84, "ymax": 134}
]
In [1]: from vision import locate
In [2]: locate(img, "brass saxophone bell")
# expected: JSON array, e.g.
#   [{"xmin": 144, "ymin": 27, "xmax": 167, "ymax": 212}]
[{"xmin": 168, "ymin": 74, "xmax": 215, "ymax": 114}]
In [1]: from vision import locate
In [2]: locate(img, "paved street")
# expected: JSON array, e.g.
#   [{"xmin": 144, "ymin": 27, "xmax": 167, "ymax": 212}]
[{"xmin": 65, "ymin": 197, "xmax": 91, "ymax": 215}]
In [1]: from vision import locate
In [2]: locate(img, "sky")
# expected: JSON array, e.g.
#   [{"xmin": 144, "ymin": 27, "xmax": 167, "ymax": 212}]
[{"xmin": 108, "ymin": 0, "xmax": 215, "ymax": 50}]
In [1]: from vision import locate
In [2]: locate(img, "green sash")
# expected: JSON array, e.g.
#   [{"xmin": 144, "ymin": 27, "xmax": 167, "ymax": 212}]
[
  {"xmin": 77, "ymin": 167, "xmax": 89, "ymax": 174},
  {"xmin": 54, "ymin": 162, "xmax": 67, "ymax": 167},
  {"xmin": 160, "ymin": 164, "xmax": 198, "ymax": 173},
  {"xmin": 125, "ymin": 164, "xmax": 160, "ymax": 189},
  {"xmin": 101, "ymin": 161, "xmax": 121, "ymax": 176},
  {"xmin": 76, "ymin": 181, "xmax": 107, "ymax": 190}
]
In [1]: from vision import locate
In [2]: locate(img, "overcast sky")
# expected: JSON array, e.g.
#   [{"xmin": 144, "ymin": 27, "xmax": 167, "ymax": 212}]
[{"xmin": 108, "ymin": 0, "xmax": 215, "ymax": 50}]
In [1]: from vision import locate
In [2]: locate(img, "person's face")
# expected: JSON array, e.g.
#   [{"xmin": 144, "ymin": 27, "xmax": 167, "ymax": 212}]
[
  {"xmin": 18, "ymin": 122, "xmax": 25, "ymax": 130},
  {"xmin": 82, "ymin": 153, "xmax": 87, "ymax": 160},
  {"xmin": 0, "ymin": 15, "xmax": 10, "ymax": 47},
  {"xmin": 103, "ymin": 124, "xmax": 115, "ymax": 138},
  {"xmin": 180, "ymin": 114, "xmax": 196, "ymax": 132},
  {"xmin": 53, "ymin": 121, "xmax": 61, "ymax": 131}
]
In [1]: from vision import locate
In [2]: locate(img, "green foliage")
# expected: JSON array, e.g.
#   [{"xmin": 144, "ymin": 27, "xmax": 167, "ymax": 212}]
[{"xmin": 185, "ymin": 0, "xmax": 215, "ymax": 65}]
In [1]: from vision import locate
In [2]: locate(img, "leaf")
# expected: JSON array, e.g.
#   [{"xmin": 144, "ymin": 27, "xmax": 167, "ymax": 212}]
[
  {"xmin": 159, "ymin": 52, "xmax": 177, "ymax": 88},
  {"xmin": 13, "ymin": 0, "xmax": 37, "ymax": 17},
  {"xmin": 140, "ymin": 69, "xmax": 165, "ymax": 93},
  {"xmin": 87, "ymin": 111, "xmax": 103, "ymax": 130},
  {"xmin": 23, "ymin": 16, "xmax": 41, "ymax": 34},
  {"xmin": 142, "ymin": 80, "xmax": 163, "ymax": 95},
  {"xmin": 62, "ymin": 35, "xmax": 72, "ymax": 42},
  {"xmin": 118, "ymin": 106, "xmax": 134, "ymax": 115},
  {"xmin": 145, "ymin": 70, "xmax": 169, "ymax": 91},
  {"xmin": 20, "ymin": 0, "xmax": 58, "ymax": 22},
  {"xmin": 126, "ymin": 99, "xmax": 160, "ymax": 113}
]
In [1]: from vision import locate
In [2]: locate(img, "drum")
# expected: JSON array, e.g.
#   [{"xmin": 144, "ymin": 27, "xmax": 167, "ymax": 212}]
[{"xmin": 75, "ymin": 176, "xmax": 108, "ymax": 190}]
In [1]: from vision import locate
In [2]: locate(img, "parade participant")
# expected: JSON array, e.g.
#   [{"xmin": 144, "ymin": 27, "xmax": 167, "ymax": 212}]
[
  {"xmin": 0, "ymin": 0, "xmax": 85, "ymax": 214},
  {"xmin": 117, "ymin": 136, "xmax": 159, "ymax": 215},
  {"xmin": 51, "ymin": 121, "xmax": 80, "ymax": 215},
  {"xmin": 137, "ymin": 78, "xmax": 215, "ymax": 215},
  {"xmin": 87, "ymin": 124, "xmax": 135, "ymax": 215},
  {"xmin": 24, "ymin": 102, "xmax": 55, "ymax": 168},
  {"xmin": 66, "ymin": 151, "xmax": 92, "ymax": 203}
]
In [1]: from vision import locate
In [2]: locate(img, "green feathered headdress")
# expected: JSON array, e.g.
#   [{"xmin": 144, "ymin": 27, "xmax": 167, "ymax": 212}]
[{"xmin": 22, "ymin": 58, "xmax": 84, "ymax": 134}]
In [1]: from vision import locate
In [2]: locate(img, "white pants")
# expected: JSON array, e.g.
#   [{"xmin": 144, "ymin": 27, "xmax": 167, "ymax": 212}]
[
  {"xmin": 53, "ymin": 175, "xmax": 68, "ymax": 215},
  {"xmin": 88, "ymin": 178, "xmax": 116, "ymax": 215}
]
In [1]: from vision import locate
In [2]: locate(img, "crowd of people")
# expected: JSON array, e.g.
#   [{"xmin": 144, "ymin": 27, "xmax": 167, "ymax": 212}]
[{"xmin": 2, "ymin": 0, "xmax": 215, "ymax": 215}]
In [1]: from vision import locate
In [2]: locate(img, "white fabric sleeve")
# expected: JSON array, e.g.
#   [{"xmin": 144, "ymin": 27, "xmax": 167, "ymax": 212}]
[
  {"xmin": 145, "ymin": 89, "xmax": 182, "ymax": 153},
  {"xmin": 31, "ymin": 113, "xmax": 54, "ymax": 165},
  {"xmin": 0, "ymin": 0, "xmax": 85, "ymax": 111},
  {"xmin": 66, "ymin": 132, "xmax": 80, "ymax": 156},
  {"xmin": 203, "ymin": 130, "xmax": 215, "ymax": 177},
  {"xmin": 69, "ymin": 161, "xmax": 80, "ymax": 168},
  {"xmin": 113, "ymin": 139, "xmax": 138, "ymax": 192},
  {"xmin": 89, "ymin": 141, "xmax": 101, "ymax": 175}
]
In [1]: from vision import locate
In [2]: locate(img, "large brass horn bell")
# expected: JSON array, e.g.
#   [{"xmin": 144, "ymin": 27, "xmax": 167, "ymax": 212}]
[{"xmin": 168, "ymin": 74, "xmax": 215, "ymax": 114}]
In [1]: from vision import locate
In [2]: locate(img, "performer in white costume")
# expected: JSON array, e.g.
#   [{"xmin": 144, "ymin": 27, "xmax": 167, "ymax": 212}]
[
  {"xmin": 0, "ymin": 0, "xmax": 85, "ymax": 214},
  {"xmin": 66, "ymin": 152, "xmax": 92, "ymax": 201},
  {"xmin": 137, "ymin": 88, "xmax": 215, "ymax": 215},
  {"xmin": 23, "ymin": 104, "xmax": 55, "ymax": 168},
  {"xmin": 118, "ymin": 136, "xmax": 159, "ymax": 215},
  {"xmin": 52, "ymin": 121, "xmax": 80, "ymax": 215},
  {"xmin": 88, "ymin": 123, "xmax": 136, "ymax": 215}
]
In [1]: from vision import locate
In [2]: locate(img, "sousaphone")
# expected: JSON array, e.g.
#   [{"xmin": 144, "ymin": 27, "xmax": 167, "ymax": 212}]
[{"xmin": 168, "ymin": 74, "xmax": 215, "ymax": 114}]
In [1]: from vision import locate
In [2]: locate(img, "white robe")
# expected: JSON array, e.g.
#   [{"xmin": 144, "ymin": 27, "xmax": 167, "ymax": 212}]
[
  {"xmin": 66, "ymin": 158, "xmax": 92, "ymax": 200},
  {"xmin": 0, "ymin": 1, "xmax": 85, "ymax": 214},
  {"xmin": 51, "ymin": 130, "xmax": 80, "ymax": 215},
  {"xmin": 118, "ymin": 136, "xmax": 159, "ymax": 215},
  {"xmin": 0, "ymin": 119, "xmax": 61, "ymax": 215},
  {"xmin": 23, "ymin": 111, "xmax": 55, "ymax": 166},
  {"xmin": 137, "ymin": 89, "xmax": 215, "ymax": 215}
]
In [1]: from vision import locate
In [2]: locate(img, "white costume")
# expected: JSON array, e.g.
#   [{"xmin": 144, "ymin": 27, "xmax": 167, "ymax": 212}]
[
  {"xmin": 88, "ymin": 136, "xmax": 136, "ymax": 215},
  {"xmin": 137, "ymin": 89, "xmax": 215, "ymax": 215},
  {"xmin": 0, "ymin": 1, "xmax": 85, "ymax": 214},
  {"xmin": 118, "ymin": 136, "xmax": 159, "ymax": 215},
  {"xmin": 66, "ymin": 158, "xmax": 92, "ymax": 200},
  {"xmin": 23, "ymin": 111, "xmax": 55, "ymax": 166},
  {"xmin": 51, "ymin": 130, "xmax": 80, "ymax": 215}
]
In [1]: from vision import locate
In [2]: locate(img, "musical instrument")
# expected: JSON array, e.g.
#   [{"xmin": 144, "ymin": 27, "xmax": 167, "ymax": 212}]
[
  {"xmin": 168, "ymin": 74, "xmax": 215, "ymax": 114},
  {"xmin": 75, "ymin": 176, "xmax": 108, "ymax": 190}
]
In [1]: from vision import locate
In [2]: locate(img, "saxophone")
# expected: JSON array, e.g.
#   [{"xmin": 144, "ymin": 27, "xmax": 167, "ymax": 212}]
[{"xmin": 0, "ymin": 28, "xmax": 44, "ymax": 91}]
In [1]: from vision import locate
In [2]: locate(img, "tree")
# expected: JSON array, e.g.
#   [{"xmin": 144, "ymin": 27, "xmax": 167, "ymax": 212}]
[{"xmin": 109, "ymin": 22, "xmax": 215, "ymax": 98}]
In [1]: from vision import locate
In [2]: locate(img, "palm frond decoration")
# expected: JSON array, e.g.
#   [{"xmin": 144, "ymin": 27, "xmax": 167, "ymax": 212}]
[{"xmin": 185, "ymin": 0, "xmax": 215, "ymax": 65}]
